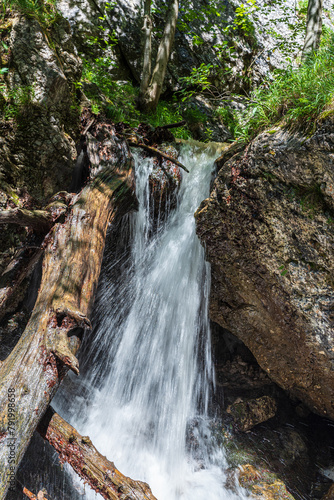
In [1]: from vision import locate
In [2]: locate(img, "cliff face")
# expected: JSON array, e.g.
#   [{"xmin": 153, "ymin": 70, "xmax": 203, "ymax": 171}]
[
  {"xmin": 0, "ymin": 13, "xmax": 82, "ymax": 273},
  {"xmin": 0, "ymin": 15, "xmax": 81, "ymax": 204},
  {"xmin": 57, "ymin": 0, "xmax": 314, "ymax": 91},
  {"xmin": 195, "ymin": 114, "xmax": 334, "ymax": 419}
]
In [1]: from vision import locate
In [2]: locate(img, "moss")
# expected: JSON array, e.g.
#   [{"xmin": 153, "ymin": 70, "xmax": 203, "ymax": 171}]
[
  {"xmin": 317, "ymin": 105, "xmax": 334, "ymax": 123},
  {"xmin": 267, "ymin": 129, "xmax": 279, "ymax": 134},
  {"xmin": 239, "ymin": 464, "xmax": 295, "ymax": 499}
]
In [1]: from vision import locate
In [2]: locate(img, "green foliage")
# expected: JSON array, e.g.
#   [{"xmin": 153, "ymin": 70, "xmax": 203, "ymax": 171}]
[
  {"xmin": 177, "ymin": 2, "xmax": 224, "ymax": 52},
  {"xmin": 261, "ymin": 0, "xmax": 306, "ymax": 58},
  {"xmin": 143, "ymin": 100, "xmax": 192, "ymax": 139},
  {"xmin": 178, "ymin": 63, "xmax": 213, "ymax": 103},
  {"xmin": 0, "ymin": 84, "xmax": 35, "ymax": 120},
  {"xmin": 214, "ymin": 106, "xmax": 239, "ymax": 138},
  {"xmin": 222, "ymin": 33, "xmax": 334, "ymax": 142},
  {"xmin": 81, "ymin": 49, "xmax": 191, "ymax": 138},
  {"xmin": 233, "ymin": 0, "xmax": 258, "ymax": 36},
  {"xmin": 297, "ymin": 0, "xmax": 308, "ymax": 17},
  {"xmin": 1, "ymin": 0, "xmax": 58, "ymax": 26}
]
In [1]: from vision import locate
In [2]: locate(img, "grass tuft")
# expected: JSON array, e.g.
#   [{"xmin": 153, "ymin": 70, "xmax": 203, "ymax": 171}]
[{"xmin": 218, "ymin": 30, "xmax": 334, "ymax": 142}]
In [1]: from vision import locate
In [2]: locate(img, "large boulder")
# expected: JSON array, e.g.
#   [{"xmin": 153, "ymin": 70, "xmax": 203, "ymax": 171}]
[
  {"xmin": 0, "ymin": 14, "xmax": 81, "ymax": 204},
  {"xmin": 195, "ymin": 113, "xmax": 334, "ymax": 420}
]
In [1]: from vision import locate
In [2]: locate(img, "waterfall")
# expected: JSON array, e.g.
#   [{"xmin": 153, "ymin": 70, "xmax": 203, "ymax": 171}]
[{"xmin": 54, "ymin": 143, "xmax": 246, "ymax": 500}]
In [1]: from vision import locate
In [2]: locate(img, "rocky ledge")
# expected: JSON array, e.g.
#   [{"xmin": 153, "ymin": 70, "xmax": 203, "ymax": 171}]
[{"xmin": 195, "ymin": 113, "xmax": 334, "ymax": 419}]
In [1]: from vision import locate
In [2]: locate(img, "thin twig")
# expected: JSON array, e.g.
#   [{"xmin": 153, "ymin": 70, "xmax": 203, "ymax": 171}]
[
  {"xmin": 128, "ymin": 141, "xmax": 189, "ymax": 173},
  {"xmin": 160, "ymin": 120, "xmax": 186, "ymax": 129}
]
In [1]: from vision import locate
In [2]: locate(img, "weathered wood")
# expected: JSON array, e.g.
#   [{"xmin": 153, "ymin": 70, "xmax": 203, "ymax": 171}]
[
  {"xmin": 0, "ymin": 247, "xmax": 43, "ymax": 322},
  {"xmin": 0, "ymin": 208, "xmax": 53, "ymax": 233},
  {"xmin": 38, "ymin": 407, "xmax": 157, "ymax": 500},
  {"xmin": 23, "ymin": 487, "xmax": 46, "ymax": 500},
  {"xmin": 0, "ymin": 127, "xmax": 136, "ymax": 498},
  {"xmin": 23, "ymin": 487, "xmax": 37, "ymax": 499},
  {"xmin": 128, "ymin": 141, "xmax": 189, "ymax": 173}
]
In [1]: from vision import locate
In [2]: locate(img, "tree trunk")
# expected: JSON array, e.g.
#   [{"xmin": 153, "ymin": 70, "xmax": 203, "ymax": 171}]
[
  {"xmin": 141, "ymin": 0, "xmax": 179, "ymax": 112},
  {"xmin": 37, "ymin": 407, "xmax": 157, "ymax": 500},
  {"xmin": 301, "ymin": 0, "xmax": 323, "ymax": 60},
  {"xmin": 0, "ymin": 126, "xmax": 136, "ymax": 498},
  {"xmin": 0, "ymin": 247, "xmax": 43, "ymax": 322},
  {"xmin": 139, "ymin": 0, "xmax": 153, "ymax": 100}
]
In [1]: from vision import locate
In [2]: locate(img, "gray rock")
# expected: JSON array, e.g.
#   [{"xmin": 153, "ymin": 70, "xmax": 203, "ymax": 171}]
[
  {"xmin": 0, "ymin": 15, "xmax": 81, "ymax": 202},
  {"xmin": 57, "ymin": 0, "xmax": 333, "ymax": 94},
  {"xmin": 195, "ymin": 111, "xmax": 334, "ymax": 420}
]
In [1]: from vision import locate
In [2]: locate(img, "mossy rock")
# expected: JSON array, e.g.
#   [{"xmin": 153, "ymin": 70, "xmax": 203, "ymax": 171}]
[
  {"xmin": 227, "ymin": 396, "xmax": 277, "ymax": 432},
  {"xmin": 239, "ymin": 464, "xmax": 296, "ymax": 499}
]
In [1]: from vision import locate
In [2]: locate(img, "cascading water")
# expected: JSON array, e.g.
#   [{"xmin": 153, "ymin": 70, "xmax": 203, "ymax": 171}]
[{"xmin": 54, "ymin": 143, "xmax": 247, "ymax": 500}]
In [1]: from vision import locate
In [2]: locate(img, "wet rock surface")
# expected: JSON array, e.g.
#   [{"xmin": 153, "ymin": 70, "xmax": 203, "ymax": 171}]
[
  {"xmin": 220, "ymin": 400, "xmax": 334, "ymax": 499},
  {"xmin": 196, "ymin": 115, "xmax": 334, "ymax": 420},
  {"xmin": 237, "ymin": 463, "xmax": 296, "ymax": 499},
  {"xmin": 322, "ymin": 484, "xmax": 334, "ymax": 499},
  {"xmin": 227, "ymin": 395, "xmax": 277, "ymax": 432},
  {"xmin": 148, "ymin": 144, "xmax": 182, "ymax": 225}
]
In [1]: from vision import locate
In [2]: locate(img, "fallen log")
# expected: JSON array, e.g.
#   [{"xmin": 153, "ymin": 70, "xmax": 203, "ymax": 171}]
[
  {"xmin": 38, "ymin": 407, "xmax": 157, "ymax": 500},
  {"xmin": 0, "ymin": 125, "xmax": 136, "ymax": 497},
  {"xmin": 0, "ymin": 209, "xmax": 53, "ymax": 233},
  {"xmin": 128, "ymin": 141, "xmax": 190, "ymax": 173},
  {"xmin": 0, "ymin": 247, "xmax": 43, "ymax": 322}
]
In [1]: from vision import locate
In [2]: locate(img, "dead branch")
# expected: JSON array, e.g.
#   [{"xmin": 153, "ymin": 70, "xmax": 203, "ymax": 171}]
[
  {"xmin": 0, "ymin": 209, "xmax": 53, "ymax": 233},
  {"xmin": 128, "ymin": 141, "xmax": 189, "ymax": 173},
  {"xmin": 38, "ymin": 407, "xmax": 157, "ymax": 500},
  {"xmin": 23, "ymin": 488, "xmax": 47, "ymax": 500},
  {"xmin": 160, "ymin": 120, "xmax": 186, "ymax": 129}
]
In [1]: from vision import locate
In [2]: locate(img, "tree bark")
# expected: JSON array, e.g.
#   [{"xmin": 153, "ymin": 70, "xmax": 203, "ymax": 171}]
[
  {"xmin": 140, "ymin": 0, "xmax": 179, "ymax": 112},
  {"xmin": 139, "ymin": 0, "xmax": 153, "ymax": 99},
  {"xmin": 301, "ymin": 0, "xmax": 323, "ymax": 60},
  {"xmin": 37, "ymin": 407, "xmax": 157, "ymax": 500},
  {"xmin": 0, "ymin": 209, "xmax": 53, "ymax": 233},
  {"xmin": 0, "ymin": 247, "xmax": 43, "ymax": 322},
  {"xmin": 0, "ymin": 127, "xmax": 136, "ymax": 498}
]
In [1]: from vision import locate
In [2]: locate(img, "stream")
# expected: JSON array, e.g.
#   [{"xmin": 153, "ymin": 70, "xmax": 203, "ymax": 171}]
[{"xmin": 52, "ymin": 143, "xmax": 247, "ymax": 499}]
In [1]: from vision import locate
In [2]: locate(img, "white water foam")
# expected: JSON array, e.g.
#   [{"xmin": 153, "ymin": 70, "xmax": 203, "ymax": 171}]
[{"xmin": 55, "ymin": 143, "xmax": 247, "ymax": 500}]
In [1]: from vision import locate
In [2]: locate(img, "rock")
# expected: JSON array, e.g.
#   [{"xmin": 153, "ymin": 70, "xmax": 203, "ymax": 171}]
[
  {"xmin": 227, "ymin": 395, "xmax": 277, "ymax": 431},
  {"xmin": 0, "ymin": 14, "xmax": 81, "ymax": 271},
  {"xmin": 0, "ymin": 15, "xmax": 81, "ymax": 204},
  {"xmin": 57, "ymin": 0, "xmax": 334, "ymax": 96},
  {"xmin": 148, "ymin": 145, "xmax": 182, "ymax": 225},
  {"xmin": 195, "ymin": 112, "xmax": 334, "ymax": 419},
  {"xmin": 238, "ymin": 464, "xmax": 296, "ymax": 499}
]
